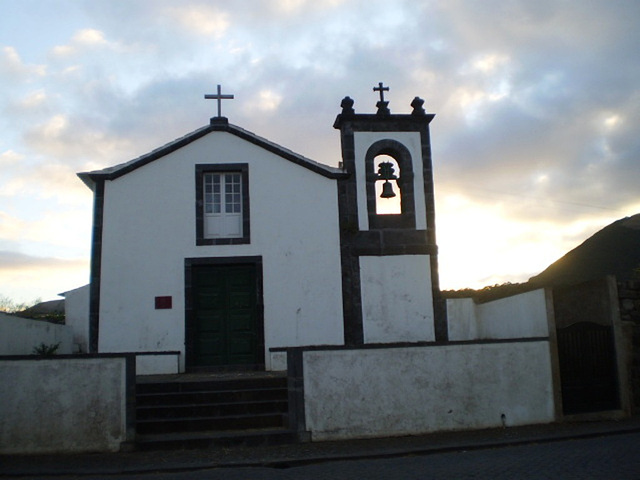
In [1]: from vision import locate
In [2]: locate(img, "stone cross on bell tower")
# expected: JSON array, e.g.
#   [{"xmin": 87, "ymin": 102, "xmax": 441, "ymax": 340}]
[{"xmin": 373, "ymin": 82, "xmax": 390, "ymax": 115}]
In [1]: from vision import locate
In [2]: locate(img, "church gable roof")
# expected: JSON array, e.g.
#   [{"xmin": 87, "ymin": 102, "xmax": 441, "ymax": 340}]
[{"xmin": 78, "ymin": 119, "xmax": 346, "ymax": 187}]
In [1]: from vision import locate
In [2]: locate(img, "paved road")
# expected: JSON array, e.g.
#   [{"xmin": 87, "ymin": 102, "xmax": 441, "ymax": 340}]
[{"xmin": 11, "ymin": 432, "xmax": 640, "ymax": 480}]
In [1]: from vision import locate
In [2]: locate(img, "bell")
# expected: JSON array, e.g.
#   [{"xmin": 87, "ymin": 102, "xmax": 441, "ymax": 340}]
[{"xmin": 380, "ymin": 180, "xmax": 396, "ymax": 198}]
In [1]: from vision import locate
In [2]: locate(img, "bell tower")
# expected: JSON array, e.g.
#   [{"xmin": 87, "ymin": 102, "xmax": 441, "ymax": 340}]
[{"xmin": 334, "ymin": 84, "xmax": 447, "ymax": 345}]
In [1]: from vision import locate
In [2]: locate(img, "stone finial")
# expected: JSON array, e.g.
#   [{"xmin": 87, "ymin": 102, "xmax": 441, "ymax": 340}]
[
  {"xmin": 340, "ymin": 96, "xmax": 355, "ymax": 115},
  {"xmin": 411, "ymin": 97, "xmax": 426, "ymax": 116},
  {"xmin": 376, "ymin": 100, "xmax": 390, "ymax": 116}
]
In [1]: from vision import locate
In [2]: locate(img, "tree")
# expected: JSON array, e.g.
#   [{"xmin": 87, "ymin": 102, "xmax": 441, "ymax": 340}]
[{"xmin": 0, "ymin": 295, "xmax": 40, "ymax": 314}]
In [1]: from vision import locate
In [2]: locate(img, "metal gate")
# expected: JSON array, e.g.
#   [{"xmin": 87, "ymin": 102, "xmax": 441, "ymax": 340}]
[
  {"xmin": 556, "ymin": 321, "xmax": 619, "ymax": 414},
  {"xmin": 553, "ymin": 278, "xmax": 621, "ymax": 415}
]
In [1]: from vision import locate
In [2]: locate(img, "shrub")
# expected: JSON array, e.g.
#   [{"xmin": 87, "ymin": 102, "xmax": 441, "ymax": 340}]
[{"xmin": 32, "ymin": 342, "xmax": 61, "ymax": 356}]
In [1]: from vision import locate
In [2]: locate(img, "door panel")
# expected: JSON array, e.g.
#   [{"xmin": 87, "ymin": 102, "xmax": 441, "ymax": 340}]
[{"xmin": 191, "ymin": 264, "xmax": 258, "ymax": 367}]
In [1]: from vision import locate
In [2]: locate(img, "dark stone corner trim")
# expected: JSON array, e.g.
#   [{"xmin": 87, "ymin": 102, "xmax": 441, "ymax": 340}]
[{"xmin": 88, "ymin": 179, "xmax": 105, "ymax": 353}]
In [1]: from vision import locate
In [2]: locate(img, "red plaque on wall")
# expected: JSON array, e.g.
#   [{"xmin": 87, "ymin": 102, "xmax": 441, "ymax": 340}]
[{"xmin": 155, "ymin": 296, "xmax": 172, "ymax": 309}]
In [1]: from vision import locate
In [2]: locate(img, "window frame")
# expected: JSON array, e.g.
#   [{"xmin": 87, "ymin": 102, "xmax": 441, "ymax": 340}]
[{"xmin": 196, "ymin": 164, "xmax": 250, "ymax": 245}]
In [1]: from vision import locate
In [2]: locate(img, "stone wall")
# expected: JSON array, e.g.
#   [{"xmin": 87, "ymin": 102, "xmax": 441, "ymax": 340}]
[{"xmin": 618, "ymin": 280, "xmax": 640, "ymax": 413}]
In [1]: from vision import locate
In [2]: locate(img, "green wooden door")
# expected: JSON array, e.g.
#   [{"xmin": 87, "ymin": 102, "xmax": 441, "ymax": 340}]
[{"xmin": 192, "ymin": 265, "xmax": 258, "ymax": 367}]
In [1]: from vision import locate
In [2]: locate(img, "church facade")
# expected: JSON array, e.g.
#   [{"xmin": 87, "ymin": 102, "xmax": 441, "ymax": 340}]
[{"xmin": 77, "ymin": 85, "xmax": 444, "ymax": 374}]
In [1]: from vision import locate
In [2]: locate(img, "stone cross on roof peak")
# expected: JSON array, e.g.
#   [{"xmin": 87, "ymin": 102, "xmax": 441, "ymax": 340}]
[{"xmin": 204, "ymin": 84, "xmax": 234, "ymax": 118}]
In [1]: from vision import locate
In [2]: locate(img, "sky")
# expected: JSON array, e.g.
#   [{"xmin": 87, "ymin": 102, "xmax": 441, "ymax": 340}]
[{"xmin": 1, "ymin": 0, "xmax": 639, "ymax": 303}]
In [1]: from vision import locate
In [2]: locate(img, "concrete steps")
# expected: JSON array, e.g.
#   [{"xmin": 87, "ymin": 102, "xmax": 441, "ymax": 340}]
[{"xmin": 135, "ymin": 373, "xmax": 295, "ymax": 450}]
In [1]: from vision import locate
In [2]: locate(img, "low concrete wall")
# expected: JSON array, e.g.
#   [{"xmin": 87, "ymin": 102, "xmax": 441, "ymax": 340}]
[
  {"xmin": 0, "ymin": 355, "xmax": 134, "ymax": 454},
  {"xmin": 447, "ymin": 289, "xmax": 550, "ymax": 341},
  {"xmin": 302, "ymin": 341, "xmax": 555, "ymax": 441},
  {"xmin": 0, "ymin": 312, "xmax": 73, "ymax": 355}
]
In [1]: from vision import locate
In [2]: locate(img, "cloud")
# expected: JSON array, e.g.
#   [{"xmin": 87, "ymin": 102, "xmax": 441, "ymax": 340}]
[
  {"xmin": 51, "ymin": 28, "xmax": 109, "ymax": 57},
  {"xmin": 0, "ymin": 150, "xmax": 93, "ymax": 211},
  {"xmin": 253, "ymin": 90, "xmax": 283, "ymax": 113},
  {"xmin": 0, "ymin": 250, "xmax": 89, "ymax": 302},
  {"xmin": 271, "ymin": 0, "xmax": 347, "ymax": 15},
  {"xmin": 0, "ymin": 250, "xmax": 85, "ymax": 271},
  {"xmin": 163, "ymin": 4, "xmax": 229, "ymax": 37},
  {"xmin": 73, "ymin": 29, "xmax": 108, "ymax": 46},
  {"xmin": 0, "ymin": 46, "xmax": 46, "ymax": 80},
  {"xmin": 0, "ymin": 208, "xmax": 91, "ymax": 252},
  {"xmin": 0, "ymin": 150, "xmax": 23, "ymax": 167},
  {"xmin": 22, "ymin": 112, "xmax": 137, "ymax": 167}
]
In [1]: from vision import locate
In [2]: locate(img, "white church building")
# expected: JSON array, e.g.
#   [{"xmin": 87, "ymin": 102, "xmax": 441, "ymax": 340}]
[{"xmin": 72, "ymin": 84, "xmax": 447, "ymax": 374}]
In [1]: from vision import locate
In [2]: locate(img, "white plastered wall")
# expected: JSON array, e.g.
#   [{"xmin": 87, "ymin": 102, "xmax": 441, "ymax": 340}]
[
  {"xmin": 64, "ymin": 284, "xmax": 90, "ymax": 353},
  {"xmin": 360, "ymin": 255, "xmax": 435, "ymax": 343},
  {"xmin": 0, "ymin": 312, "xmax": 73, "ymax": 355},
  {"xmin": 303, "ymin": 342, "xmax": 555, "ymax": 441},
  {"xmin": 447, "ymin": 289, "xmax": 550, "ymax": 341},
  {"xmin": 98, "ymin": 131, "xmax": 344, "ymax": 372}
]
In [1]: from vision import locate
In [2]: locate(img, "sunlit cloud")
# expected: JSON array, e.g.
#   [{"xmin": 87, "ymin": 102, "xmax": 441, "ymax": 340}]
[
  {"xmin": 276, "ymin": 0, "xmax": 306, "ymax": 13},
  {"xmin": 23, "ymin": 112, "xmax": 136, "ymax": 166},
  {"xmin": 0, "ymin": 152, "xmax": 95, "ymax": 208},
  {"xmin": 51, "ymin": 29, "xmax": 109, "ymax": 57},
  {"xmin": 32, "ymin": 164, "xmax": 93, "ymax": 204},
  {"xmin": 255, "ymin": 90, "xmax": 283, "ymax": 112},
  {"xmin": 0, "ymin": 206, "xmax": 91, "ymax": 255},
  {"xmin": 0, "ymin": 251, "xmax": 85, "ymax": 271},
  {"xmin": 0, "ymin": 251, "xmax": 89, "ymax": 302},
  {"xmin": 603, "ymin": 113, "xmax": 622, "ymax": 130},
  {"xmin": 0, "ymin": 212, "xmax": 24, "ymax": 242},
  {"xmin": 274, "ymin": 0, "xmax": 346, "ymax": 14},
  {"xmin": 73, "ymin": 29, "xmax": 108, "ymax": 46},
  {"xmin": 0, "ymin": 46, "xmax": 46, "ymax": 78},
  {"xmin": 164, "ymin": 5, "xmax": 229, "ymax": 37},
  {"xmin": 61, "ymin": 65, "xmax": 82, "ymax": 75},
  {"xmin": 17, "ymin": 89, "xmax": 47, "ymax": 109},
  {"xmin": 470, "ymin": 53, "xmax": 510, "ymax": 74},
  {"xmin": 0, "ymin": 150, "xmax": 23, "ymax": 167}
]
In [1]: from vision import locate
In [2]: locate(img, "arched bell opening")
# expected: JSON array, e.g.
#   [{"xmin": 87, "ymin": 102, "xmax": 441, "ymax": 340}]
[{"xmin": 365, "ymin": 140, "xmax": 416, "ymax": 230}]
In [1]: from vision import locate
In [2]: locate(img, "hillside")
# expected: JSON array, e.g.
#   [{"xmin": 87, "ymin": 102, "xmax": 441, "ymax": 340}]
[{"xmin": 529, "ymin": 214, "xmax": 640, "ymax": 287}]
